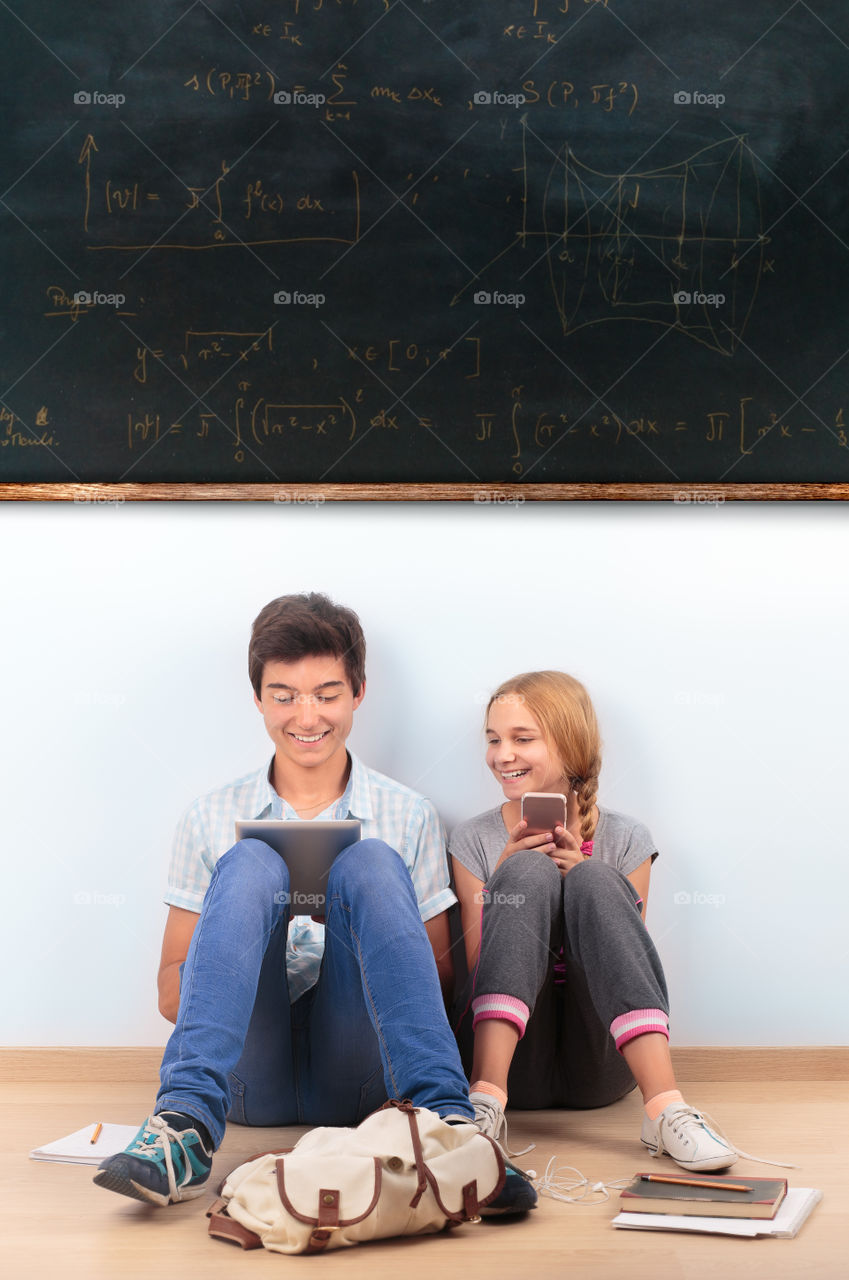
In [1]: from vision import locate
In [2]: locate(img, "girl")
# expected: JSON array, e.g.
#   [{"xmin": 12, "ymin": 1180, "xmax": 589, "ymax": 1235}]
[{"xmin": 450, "ymin": 670, "xmax": 737, "ymax": 1173}]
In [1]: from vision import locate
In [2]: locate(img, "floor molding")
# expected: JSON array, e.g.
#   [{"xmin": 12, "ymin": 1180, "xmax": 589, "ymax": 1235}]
[{"xmin": 1, "ymin": 1045, "xmax": 847, "ymax": 1082}]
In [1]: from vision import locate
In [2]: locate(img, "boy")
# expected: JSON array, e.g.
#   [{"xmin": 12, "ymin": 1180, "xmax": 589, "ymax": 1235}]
[{"xmin": 94, "ymin": 592, "xmax": 535, "ymax": 1214}]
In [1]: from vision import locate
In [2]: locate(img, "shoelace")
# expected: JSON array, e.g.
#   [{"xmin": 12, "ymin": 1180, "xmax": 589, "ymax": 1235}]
[
  {"xmin": 660, "ymin": 1104, "xmax": 799, "ymax": 1169},
  {"xmin": 129, "ymin": 1114, "xmax": 196, "ymax": 1200},
  {"xmin": 472, "ymin": 1095, "xmax": 535, "ymax": 1159}
]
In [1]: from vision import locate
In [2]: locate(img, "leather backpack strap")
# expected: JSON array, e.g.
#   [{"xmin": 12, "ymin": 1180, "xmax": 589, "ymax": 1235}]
[
  {"xmin": 305, "ymin": 1187, "xmax": 341, "ymax": 1253},
  {"xmin": 206, "ymin": 1200, "xmax": 263, "ymax": 1250},
  {"xmin": 462, "ymin": 1180, "xmax": 481, "ymax": 1222},
  {"xmin": 382, "ymin": 1099, "xmax": 430, "ymax": 1208}
]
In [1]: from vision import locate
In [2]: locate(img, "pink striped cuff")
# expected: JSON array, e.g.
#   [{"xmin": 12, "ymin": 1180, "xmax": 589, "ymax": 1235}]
[
  {"xmin": 610, "ymin": 1008, "xmax": 670, "ymax": 1052},
  {"xmin": 472, "ymin": 994, "xmax": 530, "ymax": 1039}
]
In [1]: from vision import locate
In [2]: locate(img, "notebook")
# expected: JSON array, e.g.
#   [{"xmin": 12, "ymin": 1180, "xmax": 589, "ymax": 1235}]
[
  {"xmin": 30, "ymin": 1123, "xmax": 140, "ymax": 1166},
  {"xmin": 619, "ymin": 1173, "xmax": 787, "ymax": 1218},
  {"xmin": 613, "ymin": 1187, "xmax": 822, "ymax": 1238}
]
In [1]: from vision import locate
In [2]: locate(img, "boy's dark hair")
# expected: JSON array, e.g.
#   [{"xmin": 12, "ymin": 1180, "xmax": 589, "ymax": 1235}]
[{"xmin": 249, "ymin": 593, "xmax": 366, "ymax": 698}]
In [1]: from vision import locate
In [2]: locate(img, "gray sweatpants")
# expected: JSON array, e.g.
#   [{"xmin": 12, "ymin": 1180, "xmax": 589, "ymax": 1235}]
[{"xmin": 452, "ymin": 853, "xmax": 669, "ymax": 1109}]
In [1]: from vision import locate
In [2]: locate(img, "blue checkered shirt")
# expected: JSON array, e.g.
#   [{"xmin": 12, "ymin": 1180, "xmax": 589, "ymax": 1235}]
[{"xmin": 165, "ymin": 751, "xmax": 455, "ymax": 1001}]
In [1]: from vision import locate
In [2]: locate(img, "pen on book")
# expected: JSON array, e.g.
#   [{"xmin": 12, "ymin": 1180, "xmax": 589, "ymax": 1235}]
[
  {"xmin": 90, "ymin": 1122, "xmax": 103, "ymax": 1145},
  {"xmin": 640, "ymin": 1174, "xmax": 752, "ymax": 1192}
]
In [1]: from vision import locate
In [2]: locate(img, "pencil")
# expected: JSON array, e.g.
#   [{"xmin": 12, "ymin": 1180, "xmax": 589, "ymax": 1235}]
[
  {"xmin": 640, "ymin": 1174, "xmax": 751, "ymax": 1192},
  {"xmin": 90, "ymin": 1122, "xmax": 103, "ymax": 1145}
]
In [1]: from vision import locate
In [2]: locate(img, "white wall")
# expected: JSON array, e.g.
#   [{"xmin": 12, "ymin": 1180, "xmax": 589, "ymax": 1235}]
[{"xmin": 2, "ymin": 501, "xmax": 847, "ymax": 1047}]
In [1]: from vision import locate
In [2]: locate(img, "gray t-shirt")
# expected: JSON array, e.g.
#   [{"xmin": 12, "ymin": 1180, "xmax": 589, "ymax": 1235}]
[{"xmin": 449, "ymin": 804, "xmax": 658, "ymax": 883}]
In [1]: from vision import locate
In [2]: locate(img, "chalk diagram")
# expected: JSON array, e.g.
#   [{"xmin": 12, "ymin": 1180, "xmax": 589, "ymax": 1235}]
[{"xmin": 456, "ymin": 131, "xmax": 766, "ymax": 357}]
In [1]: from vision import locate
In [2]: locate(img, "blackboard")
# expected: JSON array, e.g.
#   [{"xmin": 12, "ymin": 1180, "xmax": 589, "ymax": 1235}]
[{"xmin": 2, "ymin": 1, "xmax": 849, "ymax": 487}]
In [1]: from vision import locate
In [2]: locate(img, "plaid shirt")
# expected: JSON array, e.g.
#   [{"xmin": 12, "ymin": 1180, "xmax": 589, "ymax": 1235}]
[{"xmin": 165, "ymin": 751, "xmax": 455, "ymax": 1001}]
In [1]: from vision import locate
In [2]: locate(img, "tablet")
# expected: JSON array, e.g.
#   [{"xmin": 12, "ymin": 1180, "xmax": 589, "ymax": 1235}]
[{"xmin": 234, "ymin": 819, "xmax": 362, "ymax": 914}]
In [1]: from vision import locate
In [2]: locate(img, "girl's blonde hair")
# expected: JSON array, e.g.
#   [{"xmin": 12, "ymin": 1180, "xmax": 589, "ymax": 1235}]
[{"xmin": 486, "ymin": 670, "xmax": 602, "ymax": 843}]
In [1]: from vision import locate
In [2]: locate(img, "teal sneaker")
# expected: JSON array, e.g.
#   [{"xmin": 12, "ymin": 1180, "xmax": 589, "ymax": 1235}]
[
  {"xmin": 93, "ymin": 1112, "xmax": 213, "ymax": 1205},
  {"xmin": 480, "ymin": 1166, "xmax": 538, "ymax": 1216}
]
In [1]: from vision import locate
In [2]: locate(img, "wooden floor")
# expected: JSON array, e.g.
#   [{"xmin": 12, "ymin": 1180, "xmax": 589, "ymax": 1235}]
[{"xmin": 8, "ymin": 1077, "xmax": 847, "ymax": 1280}]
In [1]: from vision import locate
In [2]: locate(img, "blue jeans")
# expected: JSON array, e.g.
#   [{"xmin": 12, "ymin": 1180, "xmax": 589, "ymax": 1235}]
[{"xmin": 155, "ymin": 838, "xmax": 472, "ymax": 1149}]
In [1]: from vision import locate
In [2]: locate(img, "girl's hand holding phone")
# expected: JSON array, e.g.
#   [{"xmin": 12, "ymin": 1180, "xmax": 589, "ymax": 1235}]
[
  {"xmin": 497, "ymin": 819, "xmax": 587, "ymax": 876},
  {"xmin": 547, "ymin": 824, "xmax": 585, "ymax": 877},
  {"xmin": 497, "ymin": 818, "xmax": 560, "ymax": 867}
]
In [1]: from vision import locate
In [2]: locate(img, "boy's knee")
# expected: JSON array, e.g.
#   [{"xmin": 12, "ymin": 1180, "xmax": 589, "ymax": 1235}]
[
  {"xmin": 328, "ymin": 838, "xmax": 408, "ymax": 894},
  {"xmin": 215, "ymin": 838, "xmax": 289, "ymax": 896}
]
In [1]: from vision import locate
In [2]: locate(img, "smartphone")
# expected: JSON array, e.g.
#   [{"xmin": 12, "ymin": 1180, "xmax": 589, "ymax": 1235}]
[{"xmin": 521, "ymin": 792, "xmax": 568, "ymax": 835}]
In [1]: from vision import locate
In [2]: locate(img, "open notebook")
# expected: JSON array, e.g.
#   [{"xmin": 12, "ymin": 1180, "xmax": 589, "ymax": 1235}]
[{"xmin": 30, "ymin": 1123, "xmax": 140, "ymax": 1166}]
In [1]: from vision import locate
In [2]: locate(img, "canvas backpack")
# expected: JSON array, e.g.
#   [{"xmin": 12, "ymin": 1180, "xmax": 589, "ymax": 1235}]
[{"xmin": 206, "ymin": 1098, "xmax": 506, "ymax": 1254}]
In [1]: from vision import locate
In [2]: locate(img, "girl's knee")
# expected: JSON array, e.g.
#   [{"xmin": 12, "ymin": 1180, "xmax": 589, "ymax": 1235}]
[
  {"xmin": 563, "ymin": 857, "xmax": 636, "ymax": 906},
  {"xmin": 568, "ymin": 855, "xmax": 612, "ymax": 881},
  {"xmin": 490, "ymin": 849, "xmax": 562, "ymax": 895}
]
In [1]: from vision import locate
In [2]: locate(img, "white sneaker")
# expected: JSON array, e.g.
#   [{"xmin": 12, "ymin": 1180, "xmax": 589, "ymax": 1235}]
[
  {"xmin": 641, "ymin": 1102, "xmax": 738, "ymax": 1172},
  {"xmin": 469, "ymin": 1091, "xmax": 534, "ymax": 1159}
]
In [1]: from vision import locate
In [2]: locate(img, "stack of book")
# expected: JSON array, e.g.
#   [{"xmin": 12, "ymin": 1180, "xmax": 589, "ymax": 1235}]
[{"xmin": 612, "ymin": 1173, "xmax": 821, "ymax": 1238}]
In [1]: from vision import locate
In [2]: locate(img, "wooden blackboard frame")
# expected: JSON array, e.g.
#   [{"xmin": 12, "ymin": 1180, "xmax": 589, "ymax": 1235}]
[{"xmin": 1, "ymin": 482, "xmax": 848, "ymax": 501}]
